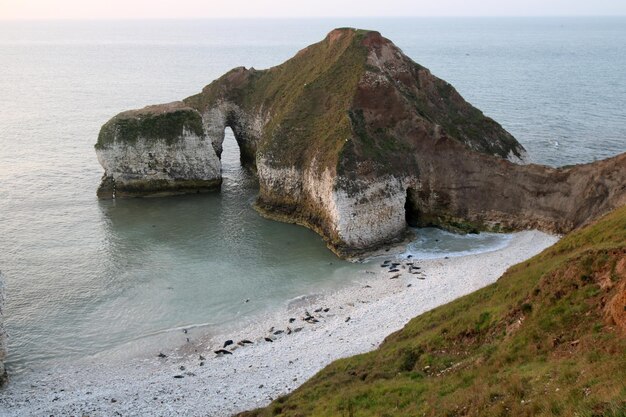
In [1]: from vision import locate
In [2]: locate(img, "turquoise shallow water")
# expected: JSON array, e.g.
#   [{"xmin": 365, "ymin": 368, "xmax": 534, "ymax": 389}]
[{"xmin": 0, "ymin": 18, "xmax": 624, "ymax": 375}]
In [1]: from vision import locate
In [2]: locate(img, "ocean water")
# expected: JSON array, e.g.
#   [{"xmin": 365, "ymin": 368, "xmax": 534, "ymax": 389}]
[
  {"xmin": 1, "ymin": 18, "xmax": 625, "ymax": 376},
  {"xmin": 404, "ymin": 228, "xmax": 513, "ymax": 260}
]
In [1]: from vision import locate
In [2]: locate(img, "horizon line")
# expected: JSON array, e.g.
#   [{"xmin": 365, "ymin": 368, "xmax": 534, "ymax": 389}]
[{"xmin": 1, "ymin": 15, "xmax": 625, "ymax": 21}]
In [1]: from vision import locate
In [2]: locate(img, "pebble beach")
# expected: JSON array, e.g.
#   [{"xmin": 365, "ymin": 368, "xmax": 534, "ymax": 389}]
[{"xmin": 0, "ymin": 230, "xmax": 558, "ymax": 416}]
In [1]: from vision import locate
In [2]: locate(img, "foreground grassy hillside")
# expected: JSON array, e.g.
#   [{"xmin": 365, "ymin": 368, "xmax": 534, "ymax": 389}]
[{"xmin": 242, "ymin": 206, "xmax": 626, "ymax": 417}]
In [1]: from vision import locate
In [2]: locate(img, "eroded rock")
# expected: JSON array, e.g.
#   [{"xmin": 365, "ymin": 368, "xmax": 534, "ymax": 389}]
[{"xmin": 95, "ymin": 28, "xmax": 626, "ymax": 257}]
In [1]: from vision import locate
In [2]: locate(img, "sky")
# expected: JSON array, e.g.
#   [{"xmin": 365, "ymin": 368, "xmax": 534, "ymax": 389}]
[{"xmin": 0, "ymin": 0, "xmax": 624, "ymax": 19}]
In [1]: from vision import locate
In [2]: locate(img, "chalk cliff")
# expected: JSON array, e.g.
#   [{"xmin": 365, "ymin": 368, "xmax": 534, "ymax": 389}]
[{"xmin": 96, "ymin": 28, "xmax": 626, "ymax": 257}]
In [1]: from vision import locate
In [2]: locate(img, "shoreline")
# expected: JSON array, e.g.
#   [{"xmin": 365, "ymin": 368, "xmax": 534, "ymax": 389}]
[{"xmin": 0, "ymin": 230, "xmax": 558, "ymax": 417}]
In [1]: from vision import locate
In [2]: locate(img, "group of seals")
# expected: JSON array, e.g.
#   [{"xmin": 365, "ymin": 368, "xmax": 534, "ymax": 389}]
[{"xmin": 380, "ymin": 258, "xmax": 425, "ymax": 280}]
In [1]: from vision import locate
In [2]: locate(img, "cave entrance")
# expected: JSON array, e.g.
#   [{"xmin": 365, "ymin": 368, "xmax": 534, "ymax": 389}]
[{"xmin": 405, "ymin": 187, "xmax": 420, "ymax": 227}]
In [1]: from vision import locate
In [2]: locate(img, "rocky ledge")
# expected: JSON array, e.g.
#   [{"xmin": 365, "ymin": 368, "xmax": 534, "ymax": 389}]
[{"xmin": 95, "ymin": 28, "xmax": 626, "ymax": 257}]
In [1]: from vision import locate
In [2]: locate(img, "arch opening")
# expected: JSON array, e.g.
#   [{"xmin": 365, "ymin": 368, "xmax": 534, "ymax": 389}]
[
  {"xmin": 218, "ymin": 127, "xmax": 258, "ymax": 190},
  {"xmin": 224, "ymin": 114, "xmax": 256, "ymax": 169},
  {"xmin": 220, "ymin": 127, "xmax": 242, "ymax": 169}
]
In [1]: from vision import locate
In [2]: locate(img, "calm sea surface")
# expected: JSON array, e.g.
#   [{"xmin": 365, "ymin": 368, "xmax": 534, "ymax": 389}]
[{"xmin": 1, "ymin": 18, "xmax": 625, "ymax": 375}]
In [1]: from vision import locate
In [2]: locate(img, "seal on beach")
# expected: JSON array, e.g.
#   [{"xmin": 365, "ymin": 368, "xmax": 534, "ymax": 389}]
[
  {"xmin": 264, "ymin": 337, "xmax": 274, "ymax": 342},
  {"xmin": 238, "ymin": 339, "xmax": 253, "ymax": 346},
  {"xmin": 289, "ymin": 318, "xmax": 296, "ymax": 323},
  {"xmin": 223, "ymin": 340, "xmax": 234, "ymax": 348},
  {"xmin": 214, "ymin": 349, "xmax": 232, "ymax": 355},
  {"xmin": 157, "ymin": 352, "xmax": 167, "ymax": 358}
]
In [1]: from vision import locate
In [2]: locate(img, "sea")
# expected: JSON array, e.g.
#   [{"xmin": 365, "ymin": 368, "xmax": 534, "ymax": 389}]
[{"xmin": 1, "ymin": 17, "xmax": 625, "ymax": 376}]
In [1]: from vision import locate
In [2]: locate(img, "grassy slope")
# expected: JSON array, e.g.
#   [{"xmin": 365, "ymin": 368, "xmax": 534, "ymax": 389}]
[
  {"xmin": 98, "ymin": 28, "xmax": 523, "ymax": 170},
  {"xmin": 241, "ymin": 206, "xmax": 626, "ymax": 417},
  {"xmin": 185, "ymin": 29, "xmax": 370, "ymax": 172}
]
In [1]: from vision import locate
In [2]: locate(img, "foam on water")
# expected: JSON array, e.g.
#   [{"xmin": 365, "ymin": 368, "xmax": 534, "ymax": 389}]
[
  {"xmin": 402, "ymin": 228, "xmax": 514, "ymax": 260},
  {"xmin": 0, "ymin": 18, "xmax": 624, "ymax": 377}
]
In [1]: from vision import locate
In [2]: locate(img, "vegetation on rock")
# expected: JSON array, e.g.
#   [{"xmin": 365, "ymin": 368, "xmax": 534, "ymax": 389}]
[
  {"xmin": 95, "ymin": 28, "xmax": 626, "ymax": 257},
  {"xmin": 241, "ymin": 205, "xmax": 626, "ymax": 417},
  {"xmin": 95, "ymin": 106, "xmax": 204, "ymax": 149}
]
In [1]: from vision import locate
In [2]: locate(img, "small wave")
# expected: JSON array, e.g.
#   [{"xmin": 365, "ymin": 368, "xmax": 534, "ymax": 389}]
[{"xmin": 401, "ymin": 228, "xmax": 514, "ymax": 260}]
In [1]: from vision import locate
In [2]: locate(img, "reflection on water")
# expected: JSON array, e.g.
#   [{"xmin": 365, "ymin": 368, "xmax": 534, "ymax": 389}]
[
  {"xmin": 4, "ymin": 131, "xmax": 365, "ymax": 375},
  {"xmin": 2, "ymin": 18, "xmax": 623, "ymax": 377}
]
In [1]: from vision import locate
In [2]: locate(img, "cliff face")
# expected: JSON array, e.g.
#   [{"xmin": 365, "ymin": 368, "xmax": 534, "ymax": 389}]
[
  {"xmin": 95, "ymin": 28, "xmax": 626, "ymax": 257},
  {"xmin": 95, "ymin": 103, "xmax": 222, "ymax": 198}
]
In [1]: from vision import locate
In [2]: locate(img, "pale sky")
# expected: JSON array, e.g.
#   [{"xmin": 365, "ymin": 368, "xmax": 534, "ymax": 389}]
[{"xmin": 0, "ymin": 0, "xmax": 624, "ymax": 19}]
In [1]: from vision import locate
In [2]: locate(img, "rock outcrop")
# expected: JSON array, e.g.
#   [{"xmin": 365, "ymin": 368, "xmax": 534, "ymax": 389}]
[
  {"xmin": 95, "ymin": 102, "xmax": 222, "ymax": 198},
  {"xmin": 96, "ymin": 28, "xmax": 626, "ymax": 257}
]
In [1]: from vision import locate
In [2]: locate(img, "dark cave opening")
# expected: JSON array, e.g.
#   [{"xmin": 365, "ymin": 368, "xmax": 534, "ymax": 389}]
[{"xmin": 405, "ymin": 187, "xmax": 420, "ymax": 227}]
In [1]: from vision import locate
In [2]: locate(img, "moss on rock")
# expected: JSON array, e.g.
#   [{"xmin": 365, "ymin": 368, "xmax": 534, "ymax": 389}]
[{"xmin": 96, "ymin": 105, "xmax": 204, "ymax": 149}]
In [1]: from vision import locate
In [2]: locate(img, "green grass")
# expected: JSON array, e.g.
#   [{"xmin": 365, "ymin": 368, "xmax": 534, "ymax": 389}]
[
  {"xmin": 98, "ymin": 28, "xmax": 524, "ymax": 176},
  {"xmin": 185, "ymin": 28, "xmax": 370, "ymax": 173},
  {"xmin": 240, "ymin": 205, "xmax": 626, "ymax": 417},
  {"xmin": 95, "ymin": 108, "xmax": 204, "ymax": 149}
]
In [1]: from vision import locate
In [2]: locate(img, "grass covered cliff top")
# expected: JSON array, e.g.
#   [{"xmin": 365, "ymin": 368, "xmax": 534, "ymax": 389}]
[
  {"xmin": 241, "ymin": 205, "xmax": 626, "ymax": 417},
  {"xmin": 185, "ymin": 28, "xmax": 373, "ymax": 172},
  {"xmin": 96, "ymin": 28, "xmax": 525, "ymax": 172},
  {"xmin": 95, "ymin": 102, "xmax": 204, "ymax": 149}
]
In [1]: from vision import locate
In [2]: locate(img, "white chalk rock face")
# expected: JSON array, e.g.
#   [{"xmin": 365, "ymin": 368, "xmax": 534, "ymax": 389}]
[
  {"xmin": 256, "ymin": 155, "xmax": 411, "ymax": 256},
  {"xmin": 95, "ymin": 103, "xmax": 222, "ymax": 198},
  {"xmin": 94, "ymin": 29, "xmax": 626, "ymax": 258},
  {"xmin": 334, "ymin": 176, "xmax": 410, "ymax": 250}
]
